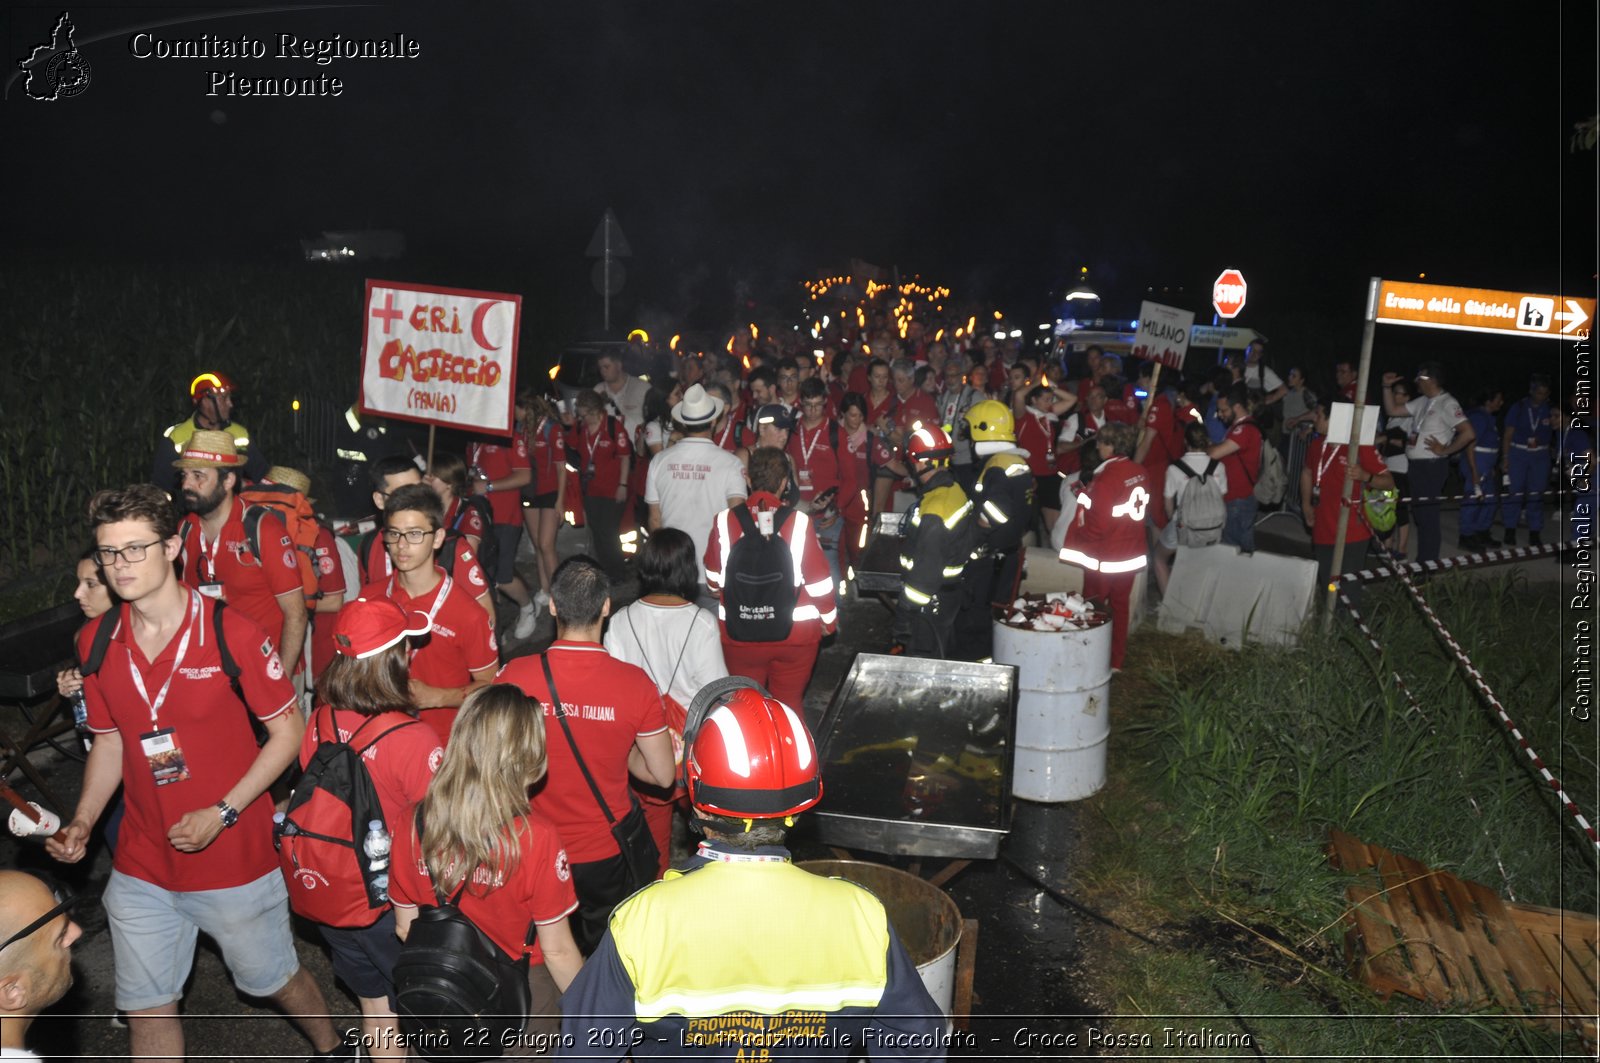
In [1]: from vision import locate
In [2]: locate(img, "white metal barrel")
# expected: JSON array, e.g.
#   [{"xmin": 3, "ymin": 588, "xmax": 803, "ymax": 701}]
[
  {"xmin": 798, "ymin": 860, "xmax": 962, "ymax": 1017},
  {"xmin": 992, "ymin": 615, "xmax": 1113, "ymax": 801}
]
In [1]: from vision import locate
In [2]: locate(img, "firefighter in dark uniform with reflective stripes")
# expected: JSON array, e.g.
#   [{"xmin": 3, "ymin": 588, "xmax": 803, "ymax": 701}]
[
  {"xmin": 557, "ymin": 680, "xmax": 945, "ymax": 1061},
  {"xmin": 892, "ymin": 425, "xmax": 975, "ymax": 658},
  {"xmin": 953, "ymin": 400, "xmax": 1035, "ymax": 660}
]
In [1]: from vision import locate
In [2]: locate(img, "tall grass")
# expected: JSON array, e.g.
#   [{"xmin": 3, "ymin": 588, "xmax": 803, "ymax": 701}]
[
  {"xmin": 0, "ymin": 261, "xmax": 363, "ymax": 590},
  {"xmin": 1085, "ymin": 570, "xmax": 1590, "ymax": 1056}
]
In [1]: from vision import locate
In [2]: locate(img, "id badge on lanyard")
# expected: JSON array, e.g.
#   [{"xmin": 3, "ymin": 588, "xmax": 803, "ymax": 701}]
[{"xmin": 131, "ymin": 592, "xmax": 200, "ymax": 786}]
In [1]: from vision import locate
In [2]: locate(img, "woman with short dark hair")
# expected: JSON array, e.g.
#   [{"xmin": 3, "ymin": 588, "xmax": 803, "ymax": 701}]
[{"xmin": 603, "ymin": 528, "xmax": 727, "ymax": 873}]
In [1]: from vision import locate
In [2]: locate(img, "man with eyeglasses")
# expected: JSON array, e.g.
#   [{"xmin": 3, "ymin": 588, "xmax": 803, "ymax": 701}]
[
  {"xmin": 0, "ymin": 872, "xmax": 83, "ymax": 1060},
  {"xmin": 358, "ymin": 455, "xmax": 494, "ymax": 624},
  {"xmin": 774, "ymin": 357, "xmax": 803, "ymax": 413},
  {"xmin": 359, "ymin": 483, "xmax": 498, "ymax": 744},
  {"xmin": 173, "ymin": 430, "xmax": 308, "ymax": 685},
  {"xmin": 48, "ymin": 483, "xmax": 349, "ymax": 1061},
  {"xmin": 787, "ymin": 379, "xmax": 860, "ymax": 586}
]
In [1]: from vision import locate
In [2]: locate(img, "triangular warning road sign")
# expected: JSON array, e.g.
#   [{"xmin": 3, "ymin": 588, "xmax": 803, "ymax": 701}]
[{"xmin": 585, "ymin": 208, "xmax": 632, "ymax": 258}]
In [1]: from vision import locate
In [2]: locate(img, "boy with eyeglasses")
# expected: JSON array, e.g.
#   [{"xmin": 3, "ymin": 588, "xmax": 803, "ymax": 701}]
[
  {"xmin": 47, "ymin": 484, "xmax": 349, "ymax": 1061},
  {"xmin": 359, "ymin": 454, "xmax": 495, "ymax": 624},
  {"xmin": 359, "ymin": 483, "xmax": 498, "ymax": 743}
]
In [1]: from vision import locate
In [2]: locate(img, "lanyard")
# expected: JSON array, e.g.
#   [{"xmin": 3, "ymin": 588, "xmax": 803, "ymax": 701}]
[
  {"xmin": 798, "ymin": 422, "xmax": 826, "ymax": 467},
  {"xmin": 389, "ymin": 571, "xmax": 453, "ymax": 632},
  {"xmin": 197, "ymin": 525, "xmax": 223, "ymax": 582},
  {"xmin": 128, "ymin": 591, "xmax": 200, "ymax": 725},
  {"xmin": 1314, "ymin": 440, "xmax": 1340, "ymax": 489},
  {"xmin": 715, "ymin": 420, "xmax": 734, "ymax": 448}
]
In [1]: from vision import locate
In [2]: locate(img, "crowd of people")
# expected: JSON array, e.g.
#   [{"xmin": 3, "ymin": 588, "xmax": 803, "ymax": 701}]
[{"xmin": 4, "ymin": 300, "xmax": 1591, "ymax": 1061}]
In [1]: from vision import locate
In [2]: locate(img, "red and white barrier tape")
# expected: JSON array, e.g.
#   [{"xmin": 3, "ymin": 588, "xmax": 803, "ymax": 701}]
[
  {"xmin": 1379, "ymin": 560, "xmax": 1599, "ymax": 853},
  {"xmin": 1339, "ymin": 541, "xmax": 1563, "ymax": 584},
  {"xmin": 1333, "ymin": 589, "xmax": 1521, "ymax": 896},
  {"xmin": 1338, "ymin": 486, "xmax": 1562, "ymax": 507}
]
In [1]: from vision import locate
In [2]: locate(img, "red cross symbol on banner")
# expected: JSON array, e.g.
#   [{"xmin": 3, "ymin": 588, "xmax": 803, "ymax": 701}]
[{"xmin": 371, "ymin": 292, "xmax": 403, "ymax": 334}]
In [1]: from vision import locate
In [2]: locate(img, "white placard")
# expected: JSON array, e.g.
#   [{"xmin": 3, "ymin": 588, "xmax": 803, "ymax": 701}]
[
  {"xmin": 359, "ymin": 279, "xmax": 521, "ymax": 435},
  {"xmin": 1326, "ymin": 402, "xmax": 1379, "ymax": 447},
  {"xmin": 1129, "ymin": 301, "xmax": 1195, "ymax": 370}
]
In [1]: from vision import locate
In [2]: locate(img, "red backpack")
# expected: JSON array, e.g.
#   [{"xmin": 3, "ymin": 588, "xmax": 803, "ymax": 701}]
[{"xmin": 275, "ymin": 710, "xmax": 421, "ymax": 928}]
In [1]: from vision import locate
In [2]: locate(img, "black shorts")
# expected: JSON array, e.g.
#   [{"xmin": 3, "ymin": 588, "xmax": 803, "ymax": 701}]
[
  {"xmin": 524, "ymin": 491, "xmax": 559, "ymax": 510},
  {"xmin": 319, "ymin": 908, "xmax": 402, "ymax": 1001}
]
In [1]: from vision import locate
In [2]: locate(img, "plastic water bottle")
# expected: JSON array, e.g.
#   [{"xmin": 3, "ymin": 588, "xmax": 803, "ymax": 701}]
[
  {"xmin": 363, "ymin": 820, "xmax": 392, "ymax": 903},
  {"xmin": 362, "ymin": 820, "xmax": 391, "ymax": 871},
  {"xmin": 271, "ymin": 811, "xmax": 286, "ymax": 848},
  {"xmin": 70, "ymin": 691, "xmax": 91, "ymax": 751}
]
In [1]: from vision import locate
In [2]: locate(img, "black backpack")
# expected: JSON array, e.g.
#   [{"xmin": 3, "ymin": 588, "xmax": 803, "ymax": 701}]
[
  {"xmin": 452, "ymin": 495, "xmax": 499, "ymax": 585},
  {"xmin": 722, "ymin": 505, "xmax": 797, "ymax": 643},
  {"xmin": 392, "ymin": 808, "xmax": 535, "ymax": 1061},
  {"xmin": 276, "ymin": 710, "xmax": 421, "ymax": 928}
]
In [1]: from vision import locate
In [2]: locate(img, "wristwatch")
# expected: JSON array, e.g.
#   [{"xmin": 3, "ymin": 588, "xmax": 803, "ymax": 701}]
[{"xmin": 215, "ymin": 800, "xmax": 240, "ymax": 829}]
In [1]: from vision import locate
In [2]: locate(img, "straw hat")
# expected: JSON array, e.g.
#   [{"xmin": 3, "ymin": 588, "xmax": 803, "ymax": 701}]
[
  {"xmin": 265, "ymin": 465, "xmax": 312, "ymax": 496},
  {"xmin": 172, "ymin": 430, "xmax": 247, "ymax": 469}
]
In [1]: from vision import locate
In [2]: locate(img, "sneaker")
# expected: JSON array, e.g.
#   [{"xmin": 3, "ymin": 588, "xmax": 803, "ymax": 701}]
[
  {"xmin": 512, "ymin": 600, "xmax": 539, "ymax": 639},
  {"xmin": 534, "ymin": 588, "xmax": 550, "ymax": 611},
  {"xmin": 1499, "ymin": 529, "xmax": 1517, "ymax": 547},
  {"xmin": 1529, "ymin": 531, "xmax": 1543, "ymax": 547}
]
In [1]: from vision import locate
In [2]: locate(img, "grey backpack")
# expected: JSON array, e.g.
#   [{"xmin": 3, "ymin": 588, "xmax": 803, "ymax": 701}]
[{"xmin": 1173, "ymin": 459, "xmax": 1226, "ymax": 547}]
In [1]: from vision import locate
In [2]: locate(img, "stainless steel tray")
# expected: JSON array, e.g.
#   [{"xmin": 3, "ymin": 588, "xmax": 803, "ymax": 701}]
[{"xmin": 811, "ymin": 653, "xmax": 1016, "ymax": 859}]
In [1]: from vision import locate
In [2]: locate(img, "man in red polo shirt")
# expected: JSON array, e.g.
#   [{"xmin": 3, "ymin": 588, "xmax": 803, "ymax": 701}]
[
  {"xmin": 47, "ymin": 484, "xmax": 344, "ymax": 1061},
  {"xmin": 495, "ymin": 557, "xmax": 674, "ymax": 955},
  {"xmin": 1300, "ymin": 397, "xmax": 1395, "ymax": 595},
  {"xmin": 174, "ymin": 431, "xmax": 308, "ymax": 684},
  {"xmin": 361, "ymin": 484, "xmax": 498, "ymax": 744},
  {"xmin": 569, "ymin": 391, "xmax": 634, "ymax": 580},
  {"xmin": 787, "ymin": 378, "xmax": 860, "ymax": 585},
  {"xmin": 359, "ymin": 455, "xmax": 495, "ymax": 623}
]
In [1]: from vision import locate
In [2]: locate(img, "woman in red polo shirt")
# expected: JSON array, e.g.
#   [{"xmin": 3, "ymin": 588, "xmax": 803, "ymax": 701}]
[{"xmin": 391, "ymin": 684, "xmax": 583, "ymax": 1042}]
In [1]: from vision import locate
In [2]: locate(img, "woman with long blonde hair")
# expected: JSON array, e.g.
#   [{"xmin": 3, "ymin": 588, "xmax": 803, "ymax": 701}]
[{"xmin": 389, "ymin": 684, "xmax": 582, "ymax": 1039}]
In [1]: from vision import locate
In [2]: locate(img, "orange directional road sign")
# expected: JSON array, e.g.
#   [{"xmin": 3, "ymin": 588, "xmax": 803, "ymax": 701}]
[{"xmin": 1375, "ymin": 280, "xmax": 1593, "ymax": 340}]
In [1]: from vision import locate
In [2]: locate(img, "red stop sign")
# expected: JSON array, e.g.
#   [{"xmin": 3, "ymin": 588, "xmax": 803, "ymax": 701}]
[{"xmin": 1212, "ymin": 268, "xmax": 1248, "ymax": 319}]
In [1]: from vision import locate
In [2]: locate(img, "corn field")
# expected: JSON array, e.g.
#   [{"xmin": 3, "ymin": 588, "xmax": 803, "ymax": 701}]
[{"xmin": 0, "ymin": 260, "xmax": 365, "ymax": 586}]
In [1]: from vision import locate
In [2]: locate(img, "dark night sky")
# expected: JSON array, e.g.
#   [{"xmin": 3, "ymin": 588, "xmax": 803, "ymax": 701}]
[{"xmin": 4, "ymin": 1, "xmax": 1595, "ymax": 351}]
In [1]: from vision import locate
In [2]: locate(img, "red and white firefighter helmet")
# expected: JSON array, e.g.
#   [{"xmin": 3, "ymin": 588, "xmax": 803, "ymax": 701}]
[{"xmin": 685, "ymin": 683, "xmax": 823, "ymax": 819}]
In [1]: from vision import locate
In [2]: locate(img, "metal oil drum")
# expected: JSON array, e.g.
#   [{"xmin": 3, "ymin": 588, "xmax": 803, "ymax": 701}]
[
  {"xmin": 991, "ymin": 614, "xmax": 1112, "ymax": 802},
  {"xmin": 798, "ymin": 860, "xmax": 962, "ymax": 1017}
]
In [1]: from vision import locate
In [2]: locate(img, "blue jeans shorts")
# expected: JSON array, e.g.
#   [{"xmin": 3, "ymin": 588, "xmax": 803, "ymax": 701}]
[{"xmin": 104, "ymin": 868, "xmax": 301, "ymax": 1011}]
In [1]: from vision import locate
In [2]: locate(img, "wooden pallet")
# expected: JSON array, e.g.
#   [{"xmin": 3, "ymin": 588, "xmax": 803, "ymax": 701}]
[{"xmin": 1328, "ymin": 829, "xmax": 1598, "ymax": 1045}]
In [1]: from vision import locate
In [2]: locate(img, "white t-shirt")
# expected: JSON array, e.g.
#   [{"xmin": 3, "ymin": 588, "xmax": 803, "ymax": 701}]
[
  {"xmin": 1163, "ymin": 451, "xmax": 1230, "ymax": 514},
  {"xmin": 1246, "ymin": 362, "xmax": 1283, "ymax": 394},
  {"xmin": 603, "ymin": 599, "xmax": 727, "ymax": 710},
  {"xmin": 596, "ymin": 375, "xmax": 652, "ymax": 437},
  {"xmin": 1403, "ymin": 391, "xmax": 1467, "ymax": 462},
  {"xmin": 645, "ymin": 437, "xmax": 748, "ymax": 581}
]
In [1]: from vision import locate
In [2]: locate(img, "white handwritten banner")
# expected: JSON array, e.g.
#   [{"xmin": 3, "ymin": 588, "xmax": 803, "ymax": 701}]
[
  {"xmin": 359, "ymin": 279, "xmax": 521, "ymax": 434},
  {"xmin": 1129, "ymin": 300, "xmax": 1195, "ymax": 370}
]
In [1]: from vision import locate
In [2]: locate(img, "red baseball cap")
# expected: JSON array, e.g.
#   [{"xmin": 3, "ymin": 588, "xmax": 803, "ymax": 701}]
[{"xmin": 332, "ymin": 597, "xmax": 432, "ymax": 659}]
